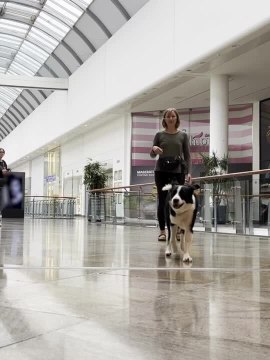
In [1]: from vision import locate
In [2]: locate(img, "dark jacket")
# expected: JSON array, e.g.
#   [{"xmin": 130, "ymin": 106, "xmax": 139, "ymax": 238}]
[{"xmin": 0, "ymin": 159, "xmax": 8, "ymax": 178}]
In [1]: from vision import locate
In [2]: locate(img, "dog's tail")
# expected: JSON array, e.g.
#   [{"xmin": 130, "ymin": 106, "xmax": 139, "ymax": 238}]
[{"xmin": 162, "ymin": 184, "xmax": 172, "ymax": 191}]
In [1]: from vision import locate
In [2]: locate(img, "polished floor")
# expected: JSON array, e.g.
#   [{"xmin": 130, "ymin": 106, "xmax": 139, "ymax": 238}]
[{"xmin": 0, "ymin": 218, "xmax": 270, "ymax": 359}]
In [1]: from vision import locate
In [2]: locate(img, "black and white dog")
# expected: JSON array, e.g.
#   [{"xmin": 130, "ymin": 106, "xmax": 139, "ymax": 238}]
[{"xmin": 162, "ymin": 182, "xmax": 200, "ymax": 262}]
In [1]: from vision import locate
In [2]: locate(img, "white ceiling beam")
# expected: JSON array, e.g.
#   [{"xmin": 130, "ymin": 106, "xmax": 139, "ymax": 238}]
[{"xmin": 0, "ymin": 74, "xmax": 68, "ymax": 90}]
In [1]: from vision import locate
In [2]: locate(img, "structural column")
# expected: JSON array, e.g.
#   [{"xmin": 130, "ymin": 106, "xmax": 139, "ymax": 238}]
[{"xmin": 209, "ymin": 75, "xmax": 229, "ymax": 157}]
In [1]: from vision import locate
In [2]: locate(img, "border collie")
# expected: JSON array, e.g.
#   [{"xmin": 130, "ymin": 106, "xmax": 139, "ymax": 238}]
[{"xmin": 162, "ymin": 183, "xmax": 200, "ymax": 262}]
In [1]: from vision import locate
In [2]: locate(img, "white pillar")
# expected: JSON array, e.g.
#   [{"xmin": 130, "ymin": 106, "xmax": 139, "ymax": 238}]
[{"xmin": 210, "ymin": 75, "xmax": 229, "ymax": 157}]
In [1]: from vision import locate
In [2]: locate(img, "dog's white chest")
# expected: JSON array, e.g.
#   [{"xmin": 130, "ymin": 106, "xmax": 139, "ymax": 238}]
[{"xmin": 170, "ymin": 204, "xmax": 195, "ymax": 228}]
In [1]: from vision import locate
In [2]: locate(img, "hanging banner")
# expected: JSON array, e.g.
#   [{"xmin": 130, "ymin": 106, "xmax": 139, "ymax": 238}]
[{"xmin": 131, "ymin": 105, "xmax": 253, "ymax": 184}]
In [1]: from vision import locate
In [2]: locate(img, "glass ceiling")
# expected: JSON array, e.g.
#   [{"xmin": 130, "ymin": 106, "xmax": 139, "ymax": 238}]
[
  {"xmin": 0, "ymin": 0, "xmax": 150, "ymax": 140},
  {"xmin": 0, "ymin": 0, "xmax": 94, "ymax": 117}
]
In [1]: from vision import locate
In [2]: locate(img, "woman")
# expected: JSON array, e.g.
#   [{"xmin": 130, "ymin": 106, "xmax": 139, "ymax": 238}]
[
  {"xmin": 150, "ymin": 108, "xmax": 192, "ymax": 241},
  {"xmin": 0, "ymin": 148, "xmax": 8, "ymax": 178}
]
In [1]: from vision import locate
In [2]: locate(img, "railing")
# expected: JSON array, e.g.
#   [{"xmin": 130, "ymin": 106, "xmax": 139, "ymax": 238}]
[
  {"xmin": 24, "ymin": 196, "xmax": 76, "ymax": 219},
  {"xmin": 88, "ymin": 169, "xmax": 270, "ymax": 237}
]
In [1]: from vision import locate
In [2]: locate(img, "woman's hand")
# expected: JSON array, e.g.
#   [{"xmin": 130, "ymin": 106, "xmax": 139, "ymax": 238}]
[
  {"xmin": 2, "ymin": 169, "xmax": 9, "ymax": 176},
  {"xmin": 152, "ymin": 146, "xmax": 163, "ymax": 155},
  {"xmin": 185, "ymin": 173, "xmax": 192, "ymax": 184}
]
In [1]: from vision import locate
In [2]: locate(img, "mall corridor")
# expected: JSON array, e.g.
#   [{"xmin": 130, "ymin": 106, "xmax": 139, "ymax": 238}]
[{"xmin": 0, "ymin": 218, "xmax": 270, "ymax": 359}]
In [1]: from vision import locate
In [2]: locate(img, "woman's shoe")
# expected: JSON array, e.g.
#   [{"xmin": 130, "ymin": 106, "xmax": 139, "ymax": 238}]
[{"xmin": 158, "ymin": 233, "xmax": 166, "ymax": 241}]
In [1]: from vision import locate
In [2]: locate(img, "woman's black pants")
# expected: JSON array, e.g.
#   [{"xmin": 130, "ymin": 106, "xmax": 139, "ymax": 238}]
[{"xmin": 154, "ymin": 171, "xmax": 185, "ymax": 231}]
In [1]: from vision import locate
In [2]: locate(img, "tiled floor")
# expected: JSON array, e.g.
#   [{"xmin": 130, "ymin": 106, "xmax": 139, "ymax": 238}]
[{"xmin": 0, "ymin": 217, "xmax": 270, "ymax": 359}]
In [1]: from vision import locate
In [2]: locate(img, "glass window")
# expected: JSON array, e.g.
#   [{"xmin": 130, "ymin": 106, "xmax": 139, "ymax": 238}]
[
  {"xmin": 37, "ymin": 13, "xmax": 69, "ymax": 39},
  {"xmin": 1, "ymin": 87, "xmax": 20, "ymax": 99},
  {"xmin": 28, "ymin": 27, "xmax": 58, "ymax": 50},
  {"xmin": 0, "ymin": 19, "xmax": 29, "ymax": 34},
  {"xmin": 0, "ymin": 0, "xmax": 94, "ymax": 123},
  {"xmin": 0, "ymin": 46, "xmax": 15, "ymax": 57},
  {"xmin": 0, "ymin": 91, "xmax": 14, "ymax": 103},
  {"xmin": 10, "ymin": 62, "xmax": 35, "ymax": 75},
  {"xmin": 16, "ymin": 52, "xmax": 41, "ymax": 70},
  {"xmin": 0, "ymin": 103, "xmax": 8, "ymax": 111},
  {"xmin": 46, "ymin": 0, "xmax": 83, "ymax": 25},
  {"xmin": 260, "ymin": 99, "xmax": 270, "ymax": 172},
  {"xmin": 4, "ymin": 2, "xmax": 38, "ymax": 23},
  {"xmin": 21, "ymin": 42, "xmax": 49, "ymax": 62},
  {"xmin": 44, "ymin": 147, "xmax": 61, "ymax": 196},
  {"xmin": 0, "ymin": 34, "xmax": 22, "ymax": 47}
]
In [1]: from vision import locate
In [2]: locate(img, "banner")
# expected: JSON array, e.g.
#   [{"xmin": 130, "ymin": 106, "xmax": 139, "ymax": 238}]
[{"xmin": 131, "ymin": 105, "xmax": 253, "ymax": 184}]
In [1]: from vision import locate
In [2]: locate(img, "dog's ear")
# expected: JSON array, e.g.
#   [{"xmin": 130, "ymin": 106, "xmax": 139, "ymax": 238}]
[
  {"xmin": 162, "ymin": 184, "xmax": 172, "ymax": 191},
  {"xmin": 191, "ymin": 183, "xmax": 200, "ymax": 195},
  {"xmin": 171, "ymin": 179, "xmax": 179, "ymax": 186}
]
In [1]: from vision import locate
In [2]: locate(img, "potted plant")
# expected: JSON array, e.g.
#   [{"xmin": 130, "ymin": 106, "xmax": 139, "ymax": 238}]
[
  {"xmin": 83, "ymin": 159, "xmax": 108, "ymax": 222},
  {"xmin": 200, "ymin": 152, "xmax": 229, "ymax": 224}
]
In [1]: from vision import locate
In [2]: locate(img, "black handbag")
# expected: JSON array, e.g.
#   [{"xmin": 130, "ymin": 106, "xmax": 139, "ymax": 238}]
[
  {"xmin": 159, "ymin": 156, "xmax": 188, "ymax": 173},
  {"xmin": 159, "ymin": 156, "xmax": 181, "ymax": 171}
]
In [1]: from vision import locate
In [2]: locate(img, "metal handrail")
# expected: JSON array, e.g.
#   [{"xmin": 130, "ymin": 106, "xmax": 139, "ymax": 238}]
[
  {"xmin": 89, "ymin": 168, "xmax": 270, "ymax": 193},
  {"xmin": 87, "ymin": 168, "xmax": 270, "ymax": 236},
  {"xmin": 25, "ymin": 195, "xmax": 76, "ymax": 199}
]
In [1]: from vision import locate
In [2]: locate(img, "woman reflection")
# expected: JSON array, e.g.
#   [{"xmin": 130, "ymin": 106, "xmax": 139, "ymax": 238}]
[{"xmin": 5, "ymin": 176, "xmax": 23, "ymax": 208}]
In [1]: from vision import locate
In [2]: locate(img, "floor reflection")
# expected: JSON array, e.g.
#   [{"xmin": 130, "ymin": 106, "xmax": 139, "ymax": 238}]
[{"xmin": 0, "ymin": 218, "xmax": 270, "ymax": 359}]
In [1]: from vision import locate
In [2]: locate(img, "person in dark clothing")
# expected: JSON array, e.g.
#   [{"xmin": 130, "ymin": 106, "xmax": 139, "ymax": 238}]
[
  {"xmin": 0, "ymin": 148, "xmax": 9, "ymax": 178},
  {"xmin": 150, "ymin": 108, "xmax": 192, "ymax": 241},
  {"xmin": 0, "ymin": 148, "xmax": 10, "ymax": 218}
]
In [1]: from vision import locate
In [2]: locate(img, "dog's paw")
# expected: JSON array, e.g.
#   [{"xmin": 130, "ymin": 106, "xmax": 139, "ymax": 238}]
[
  {"xmin": 183, "ymin": 253, "xmax": 192, "ymax": 263},
  {"xmin": 165, "ymin": 246, "xmax": 172, "ymax": 257}
]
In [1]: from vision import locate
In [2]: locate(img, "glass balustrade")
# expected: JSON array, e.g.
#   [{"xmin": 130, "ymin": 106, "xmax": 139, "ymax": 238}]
[
  {"xmin": 87, "ymin": 169, "xmax": 270, "ymax": 237},
  {"xmin": 24, "ymin": 196, "xmax": 76, "ymax": 218}
]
